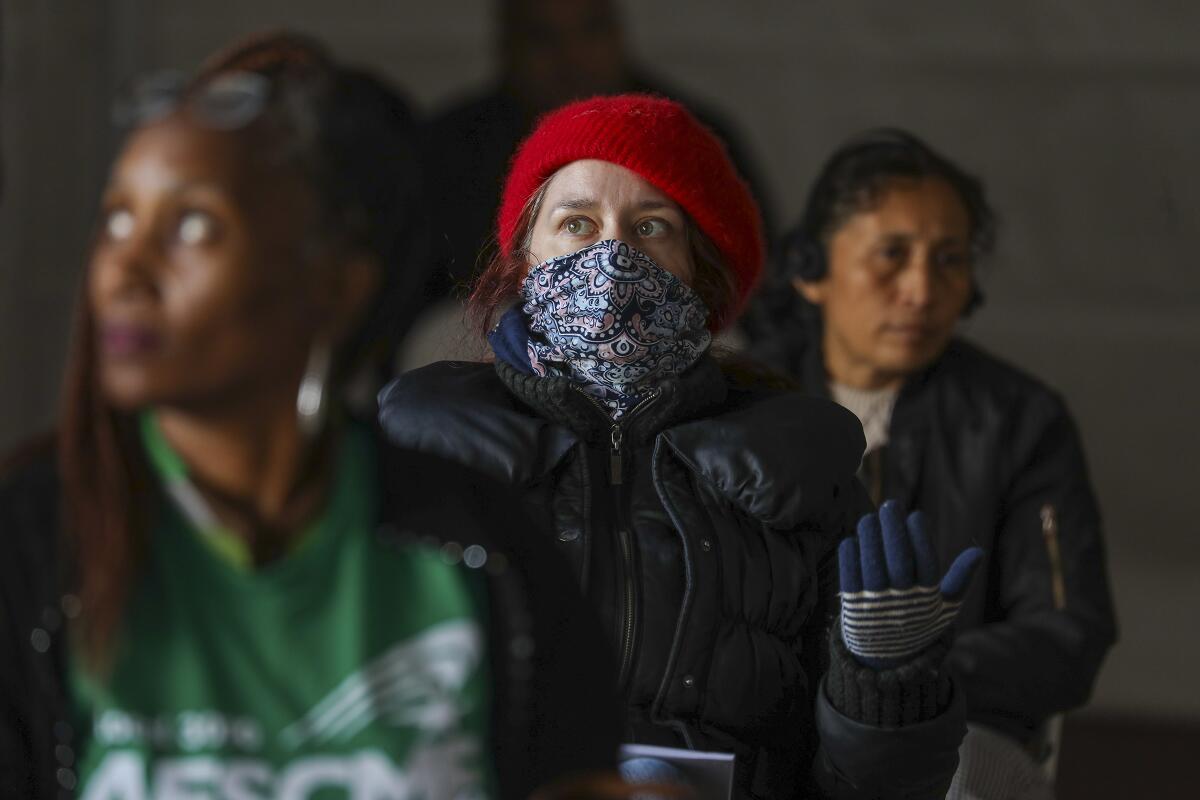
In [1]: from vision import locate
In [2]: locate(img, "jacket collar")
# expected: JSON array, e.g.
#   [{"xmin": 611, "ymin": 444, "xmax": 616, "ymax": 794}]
[
  {"xmin": 379, "ymin": 358, "xmax": 868, "ymax": 530},
  {"xmin": 494, "ymin": 354, "xmax": 730, "ymax": 445},
  {"xmin": 378, "ymin": 362, "xmax": 580, "ymax": 486},
  {"xmin": 376, "ymin": 357, "xmax": 720, "ymax": 489},
  {"xmin": 377, "ymin": 355, "xmax": 729, "ymax": 487}
]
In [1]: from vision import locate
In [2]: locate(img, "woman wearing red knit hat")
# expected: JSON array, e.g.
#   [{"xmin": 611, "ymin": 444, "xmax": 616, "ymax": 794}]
[{"xmin": 381, "ymin": 94, "xmax": 976, "ymax": 798}]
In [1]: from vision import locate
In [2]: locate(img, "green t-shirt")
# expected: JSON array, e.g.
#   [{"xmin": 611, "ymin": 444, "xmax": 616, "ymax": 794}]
[{"xmin": 70, "ymin": 419, "xmax": 493, "ymax": 799}]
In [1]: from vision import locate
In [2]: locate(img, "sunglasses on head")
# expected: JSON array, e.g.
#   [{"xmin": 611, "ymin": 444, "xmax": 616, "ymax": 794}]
[{"xmin": 111, "ymin": 70, "xmax": 273, "ymax": 131}]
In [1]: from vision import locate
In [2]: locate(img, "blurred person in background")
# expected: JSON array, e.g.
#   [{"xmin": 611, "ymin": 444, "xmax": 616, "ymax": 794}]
[
  {"xmin": 381, "ymin": 94, "xmax": 987, "ymax": 799},
  {"xmin": 402, "ymin": 0, "xmax": 773, "ymax": 367},
  {"xmin": 0, "ymin": 32, "xmax": 621, "ymax": 799},
  {"xmin": 746, "ymin": 129, "xmax": 1117, "ymax": 799}
]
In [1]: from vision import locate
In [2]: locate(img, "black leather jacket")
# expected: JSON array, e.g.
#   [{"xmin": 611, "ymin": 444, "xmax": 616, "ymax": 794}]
[
  {"xmin": 380, "ymin": 357, "xmax": 969, "ymax": 799},
  {"xmin": 752, "ymin": 331, "xmax": 1118, "ymax": 744},
  {"xmin": 0, "ymin": 431, "xmax": 620, "ymax": 800}
]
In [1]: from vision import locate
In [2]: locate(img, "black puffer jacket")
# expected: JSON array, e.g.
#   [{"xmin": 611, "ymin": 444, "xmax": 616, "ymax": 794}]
[
  {"xmin": 752, "ymin": 330, "xmax": 1118, "ymax": 745},
  {"xmin": 380, "ymin": 357, "xmax": 968, "ymax": 799},
  {"xmin": 0, "ymin": 431, "xmax": 621, "ymax": 800}
]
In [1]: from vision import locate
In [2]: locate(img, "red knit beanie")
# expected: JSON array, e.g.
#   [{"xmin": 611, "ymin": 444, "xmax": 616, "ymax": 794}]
[{"xmin": 496, "ymin": 94, "xmax": 765, "ymax": 323}]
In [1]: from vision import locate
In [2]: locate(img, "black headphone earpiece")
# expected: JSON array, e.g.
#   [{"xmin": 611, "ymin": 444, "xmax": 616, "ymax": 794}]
[
  {"xmin": 796, "ymin": 234, "xmax": 827, "ymax": 283},
  {"xmin": 780, "ymin": 217, "xmax": 827, "ymax": 284},
  {"xmin": 963, "ymin": 284, "xmax": 985, "ymax": 316}
]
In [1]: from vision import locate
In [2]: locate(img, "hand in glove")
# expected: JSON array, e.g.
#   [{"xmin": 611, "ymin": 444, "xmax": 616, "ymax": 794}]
[{"xmin": 839, "ymin": 500, "xmax": 984, "ymax": 669}]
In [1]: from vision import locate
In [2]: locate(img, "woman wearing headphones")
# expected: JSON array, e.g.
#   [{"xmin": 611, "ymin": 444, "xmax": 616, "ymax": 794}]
[{"xmin": 747, "ymin": 129, "xmax": 1117, "ymax": 799}]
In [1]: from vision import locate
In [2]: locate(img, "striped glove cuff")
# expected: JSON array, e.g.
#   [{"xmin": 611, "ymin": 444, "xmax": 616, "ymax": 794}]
[{"xmin": 841, "ymin": 584, "xmax": 963, "ymax": 669}]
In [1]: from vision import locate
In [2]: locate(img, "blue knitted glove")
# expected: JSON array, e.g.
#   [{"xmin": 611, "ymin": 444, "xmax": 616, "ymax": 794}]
[{"xmin": 839, "ymin": 500, "xmax": 984, "ymax": 669}]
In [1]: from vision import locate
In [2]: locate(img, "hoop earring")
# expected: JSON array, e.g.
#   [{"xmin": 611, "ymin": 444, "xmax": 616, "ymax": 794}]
[{"xmin": 296, "ymin": 340, "xmax": 332, "ymax": 439}]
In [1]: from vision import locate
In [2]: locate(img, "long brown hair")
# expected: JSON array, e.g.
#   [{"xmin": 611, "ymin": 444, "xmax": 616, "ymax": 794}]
[
  {"xmin": 59, "ymin": 277, "xmax": 148, "ymax": 664},
  {"xmin": 59, "ymin": 32, "xmax": 421, "ymax": 664},
  {"xmin": 466, "ymin": 176, "xmax": 738, "ymax": 337}
]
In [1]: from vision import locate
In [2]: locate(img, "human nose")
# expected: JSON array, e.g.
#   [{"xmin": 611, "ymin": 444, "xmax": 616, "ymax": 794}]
[
  {"xmin": 896, "ymin": 256, "xmax": 934, "ymax": 309},
  {"xmin": 609, "ymin": 220, "xmax": 640, "ymax": 245},
  {"xmin": 90, "ymin": 225, "xmax": 160, "ymax": 306}
]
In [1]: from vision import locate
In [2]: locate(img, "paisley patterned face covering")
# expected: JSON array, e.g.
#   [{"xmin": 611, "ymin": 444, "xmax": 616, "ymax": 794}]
[{"xmin": 521, "ymin": 239, "xmax": 712, "ymax": 419}]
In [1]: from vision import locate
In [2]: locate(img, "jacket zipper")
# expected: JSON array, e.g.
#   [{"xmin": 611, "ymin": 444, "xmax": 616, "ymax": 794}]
[
  {"xmin": 605, "ymin": 390, "xmax": 660, "ymax": 484},
  {"xmin": 574, "ymin": 387, "xmax": 661, "ymax": 687},
  {"xmin": 1040, "ymin": 504, "xmax": 1067, "ymax": 610}
]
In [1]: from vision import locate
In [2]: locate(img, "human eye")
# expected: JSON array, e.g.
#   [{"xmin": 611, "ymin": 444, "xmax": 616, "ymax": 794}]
[
  {"xmin": 175, "ymin": 209, "xmax": 221, "ymax": 246},
  {"xmin": 882, "ymin": 242, "xmax": 908, "ymax": 263},
  {"xmin": 870, "ymin": 240, "xmax": 909, "ymax": 274},
  {"xmin": 103, "ymin": 206, "xmax": 135, "ymax": 242},
  {"xmin": 635, "ymin": 218, "xmax": 671, "ymax": 238},
  {"xmin": 562, "ymin": 216, "xmax": 598, "ymax": 237},
  {"xmin": 934, "ymin": 247, "xmax": 972, "ymax": 272}
]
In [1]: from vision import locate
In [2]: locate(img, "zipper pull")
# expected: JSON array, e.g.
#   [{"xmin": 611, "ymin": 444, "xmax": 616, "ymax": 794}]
[{"xmin": 610, "ymin": 424, "xmax": 623, "ymax": 485}]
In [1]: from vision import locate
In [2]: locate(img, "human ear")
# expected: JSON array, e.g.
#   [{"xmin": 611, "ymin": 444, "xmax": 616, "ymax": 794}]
[{"xmin": 793, "ymin": 275, "xmax": 826, "ymax": 306}]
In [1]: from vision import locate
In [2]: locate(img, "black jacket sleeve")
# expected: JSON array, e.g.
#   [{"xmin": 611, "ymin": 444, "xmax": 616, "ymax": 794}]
[
  {"xmin": 480, "ymin": 498, "xmax": 625, "ymax": 799},
  {"xmin": 815, "ymin": 630, "xmax": 965, "ymax": 800},
  {"xmin": 944, "ymin": 394, "xmax": 1117, "ymax": 740},
  {"xmin": 379, "ymin": 446, "xmax": 623, "ymax": 799},
  {"xmin": 0, "ymin": 441, "xmax": 64, "ymax": 800},
  {"xmin": 0, "ymin": 572, "xmax": 37, "ymax": 798}
]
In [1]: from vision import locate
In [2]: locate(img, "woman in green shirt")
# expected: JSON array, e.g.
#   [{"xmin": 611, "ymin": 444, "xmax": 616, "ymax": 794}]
[{"xmin": 0, "ymin": 32, "xmax": 619, "ymax": 799}]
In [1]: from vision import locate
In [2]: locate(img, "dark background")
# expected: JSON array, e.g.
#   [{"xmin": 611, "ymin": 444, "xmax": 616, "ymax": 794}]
[{"xmin": 2, "ymin": 2, "xmax": 1198, "ymax": 795}]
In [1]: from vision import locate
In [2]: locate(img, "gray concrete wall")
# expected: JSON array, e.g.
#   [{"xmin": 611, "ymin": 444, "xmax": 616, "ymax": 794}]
[{"xmin": 3, "ymin": 0, "xmax": 1197, "ymax": 719}]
